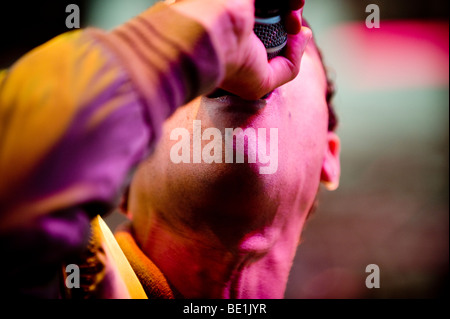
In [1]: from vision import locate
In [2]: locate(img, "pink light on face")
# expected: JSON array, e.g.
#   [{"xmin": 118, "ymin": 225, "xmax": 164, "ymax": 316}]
[{"xmin": 323, "ymin": 20, "xmax": 449, "ymax": 91}]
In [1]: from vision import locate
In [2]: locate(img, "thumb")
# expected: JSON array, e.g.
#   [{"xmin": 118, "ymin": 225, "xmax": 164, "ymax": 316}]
[{"xmin": 264, "ymin": 27, "xmax": 312, "ymax": 92}]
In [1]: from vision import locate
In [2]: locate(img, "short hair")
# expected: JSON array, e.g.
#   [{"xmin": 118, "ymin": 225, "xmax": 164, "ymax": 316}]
[{"xmin": 321, "ymin": 50, "xmax": 338, "ymax": 132}]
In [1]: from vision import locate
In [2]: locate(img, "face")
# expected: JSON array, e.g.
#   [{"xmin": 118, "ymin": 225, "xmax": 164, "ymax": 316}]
[{"xmin": 128, "ymin": 40, "xmax": 340, "ymax": 246}]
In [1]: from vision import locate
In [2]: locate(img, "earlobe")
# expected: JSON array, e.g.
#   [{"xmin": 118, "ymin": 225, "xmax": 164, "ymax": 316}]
[{"xmin": 320, "ymin": 132, "xmax": 341, "ymax": 191}]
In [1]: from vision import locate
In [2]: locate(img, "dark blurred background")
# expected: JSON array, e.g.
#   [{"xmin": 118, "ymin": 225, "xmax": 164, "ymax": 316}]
[
  {"xmin": 0, "ymin": 1, "xmax": 88, "ymax": 68},
  {"xmin": 0, "ymin": 0, "xmax": 448, "ymax": 298}
]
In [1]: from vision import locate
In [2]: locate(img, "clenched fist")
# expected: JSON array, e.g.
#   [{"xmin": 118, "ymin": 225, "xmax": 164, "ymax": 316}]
[{"xmin": 170, "ymin": 0, "xmax": 312, "ymax": 100}]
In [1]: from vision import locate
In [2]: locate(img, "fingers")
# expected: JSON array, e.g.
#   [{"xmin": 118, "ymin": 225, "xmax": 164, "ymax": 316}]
[
  {"xmin": 198, "ymin": 0, "xmax": 311, "ymax": 100},
  {"xmin": 259, "ymin": 5, "xmax": 309, "ymax": 97},
  {"xmin": 284, "ymin": 8, "xmax": 303, "ymax": 35},
  {"xmin": 221, "ymin": 26, "xmax": 312, "ymax": 100},
  {"xmin": 264, "ymin": 4, "xmax": 309, "ymax": 95},
  {"xmin": 265, "ymin": 26, "xmax": 312, "ymax": 92},
  {"xmin": 288, "ymin": 0, "xmax": 305, "ymax": 11}
]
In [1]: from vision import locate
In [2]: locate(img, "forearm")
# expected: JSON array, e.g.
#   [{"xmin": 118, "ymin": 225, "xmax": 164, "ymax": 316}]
[
  {"xmin": 0, "ymin": 3, "xmax": 222, "ymax": 230},
  {"xmin": 92, "ymin": 2, "xmax": 222, "ymax": 140}
]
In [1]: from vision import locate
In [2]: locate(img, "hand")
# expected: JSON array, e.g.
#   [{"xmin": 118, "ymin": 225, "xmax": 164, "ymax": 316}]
[{"xmin": 170, "ymin": 0, "xmax": 312, "ymax": 100}]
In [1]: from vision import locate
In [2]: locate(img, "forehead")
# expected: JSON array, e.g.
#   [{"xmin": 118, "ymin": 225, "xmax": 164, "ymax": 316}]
[
  {"xmin": 303, "ymin": 35, "xmax": 328, "ymax": 92},
  {"xmin": 276, "ymin": 35, "xmax": 330, "ymax": 134},
  {"xmin": 284, "ymin": 36, "xmax": 328, "ymax": 105}
]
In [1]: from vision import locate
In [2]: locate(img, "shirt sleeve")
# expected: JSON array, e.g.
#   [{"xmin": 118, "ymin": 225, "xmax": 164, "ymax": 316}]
[{"xmin": 0, "ymin": 2, "xmax": 222, "ymax": 230}]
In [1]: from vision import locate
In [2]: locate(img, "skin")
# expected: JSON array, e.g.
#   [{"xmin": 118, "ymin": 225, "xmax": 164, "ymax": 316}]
[
  {"xmin": 0, "ymin": 0, "xmax": 339, "ymax": 299},
  {"xmin": 127, "ymin": 37, "xmax": 341, "ymax": 299},
  {"xmin": 169, "ymin": 0, "xmax": 310, "ymax": 100}
]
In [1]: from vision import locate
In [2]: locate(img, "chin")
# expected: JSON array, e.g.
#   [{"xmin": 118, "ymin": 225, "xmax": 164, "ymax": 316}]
[
  {"xmin": 140, "ymin": 143, "xmax": 285, "ymax": 246},
  {"xmin": 134, "ymin": 92, "xmax": 317, "ymax": 242}
]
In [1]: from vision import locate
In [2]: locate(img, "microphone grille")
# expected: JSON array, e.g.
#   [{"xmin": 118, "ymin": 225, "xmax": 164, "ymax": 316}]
[
  {"xmin": 254, "ymin": 17, "xmax": 288, "ymax": 59},
  {"xmin": 254, "ymin": 1, "xmax": 288, "ymax": 59}
]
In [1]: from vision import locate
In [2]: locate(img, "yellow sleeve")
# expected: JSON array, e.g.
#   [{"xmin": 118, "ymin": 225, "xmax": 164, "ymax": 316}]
[{"xmin": 0, "ymin": 3, "xmax": 221, "ymax": 231}]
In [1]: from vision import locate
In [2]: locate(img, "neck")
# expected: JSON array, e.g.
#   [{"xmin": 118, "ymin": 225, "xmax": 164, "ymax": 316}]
[{"xmin": 131, "ymin": 208, "xmax": 306, "ymax": 299}]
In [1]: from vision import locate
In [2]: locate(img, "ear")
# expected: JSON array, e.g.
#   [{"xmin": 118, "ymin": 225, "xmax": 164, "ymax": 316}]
[{"xmin": 320, "ymin": 132, "xmax": 341, "ymax": 191}]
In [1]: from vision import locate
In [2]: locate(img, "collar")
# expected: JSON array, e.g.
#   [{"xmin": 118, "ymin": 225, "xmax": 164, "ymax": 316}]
[{"xmin": 114, "ymin": 223, "xmax": 175, "ymax": 299}]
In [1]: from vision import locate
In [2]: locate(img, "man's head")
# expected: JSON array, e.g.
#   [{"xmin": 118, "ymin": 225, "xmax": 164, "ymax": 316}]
[{"xmin": 126, "ymin": 23, "xmax": 340, "ymax": 253}]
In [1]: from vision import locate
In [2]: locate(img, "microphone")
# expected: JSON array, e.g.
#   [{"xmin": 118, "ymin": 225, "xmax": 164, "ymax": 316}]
[{"xmin": 254, "ymin": 0, "xmax": 288, "ymax": 60}]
